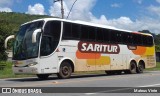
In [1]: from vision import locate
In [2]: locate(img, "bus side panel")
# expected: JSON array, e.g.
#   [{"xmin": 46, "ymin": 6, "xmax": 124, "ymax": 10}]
[
  {"xmin": 39, "ymin": 53, "xmax": 59, "ymax": 74},
  {"xmin": 95, "ymin": 54, "xmax": 111, "ymax": 71},
  {"xmin": 59, "ymin": 41, "xmax": 91, "ymax": 72}
]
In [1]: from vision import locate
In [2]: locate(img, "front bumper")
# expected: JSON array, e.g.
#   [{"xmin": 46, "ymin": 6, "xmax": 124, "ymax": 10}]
[{"xmin": 12, "ymin": 66, "xmax": 38, "ymax": 74}]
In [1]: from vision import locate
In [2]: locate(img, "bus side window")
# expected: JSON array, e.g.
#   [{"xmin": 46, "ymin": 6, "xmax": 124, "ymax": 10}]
[
  {"xmin": 96, "ymin": 28, "xmax": 104, "ymax": 42},
  {"xmin": 110, "ymin": 30, "xmax": 122, "ymax": 44},
  {"xmin": 147, "ymin": 36, "xmax": 153, "ymax": 46},
  {"xmin": 81, "ymin": 25, "xmax": 89, "ymax": 41},
  {"xmin": 72, "ymin": 23, "xmax": 81, "ymax": 40},
  {"xmin": 88, "ymin": 26, "xmax": 96, "ymax": 41},
  {"xmin": 136, "ymin": 34, "xmax": 142, "ymax": 45},
  {"xmin": 122, "ymin": 32, "xmax": 132, "ymax": 45},
  {"xmin": 63, "ymin": 22, "xmax": 72, "ymax": 39},
  {"xmin": 103, "ymin": 29, "xmax": 110, "ymax": 43},
  {"xmin": 132, "ymin": 34, "xmax": 137, "ymax": 45},
  {"xmin": 142, "ymin": 35, "xmax": 148, "ymax": 46}
]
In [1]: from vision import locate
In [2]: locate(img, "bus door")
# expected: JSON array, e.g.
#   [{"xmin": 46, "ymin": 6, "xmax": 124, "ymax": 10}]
[{"xmin": 39, "ymin": 21, "xmax": 61, "ymax": 73}]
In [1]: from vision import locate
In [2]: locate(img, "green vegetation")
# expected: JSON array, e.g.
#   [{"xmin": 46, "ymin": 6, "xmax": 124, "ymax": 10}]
[
  {"xmin": 0, "ymin": 61, "xmax": 34, "ymax": 79},
  {"xmin": 145, "ymin": 62, "xmax": 160, "ymax": 71},
  {"xmin": 0, "ymin": 12, "xmax": 53, "ymax": 61}
]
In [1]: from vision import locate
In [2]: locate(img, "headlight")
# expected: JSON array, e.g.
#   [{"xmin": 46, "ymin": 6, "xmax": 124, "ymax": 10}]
[{"xmin": 28, "ymin": 62, "xmax": 38, "ymax": 66}]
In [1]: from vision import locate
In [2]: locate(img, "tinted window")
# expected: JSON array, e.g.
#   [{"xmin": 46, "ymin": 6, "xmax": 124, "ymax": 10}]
[
  {"xmin": 63, "ymin": 22, "xmax": 72, "ymax": 39},
  {"xmin": 88, "ymin": 26, "xmax": 96, "ymax": 41},
  {"xmin": 72, "ymin": 23, "xmax": 80, "ymax": 39},
  {"xmin": 110, "ymin": 30, "xmax": 122, "ymax": 43},
  {"xmin": 103, "ymin": 29, "xmax": 110, "ymax": 42},
  {"xmin": 81, "ymin": 25, "xmax": 89, "ymax": 40},
  {"xmin": 142, "ymin": 35, "xmax": 153, "ymax": 46},
  {"xmin": 96, "ymin": 28, "xmax": 104, "ymax": 42},
  {"xmin": 41, "ymin": 21, "xmax": 61, "ymax": 56},
  {"xmin": 147, "ymin": 36, "xmax": 153, "ymax": 46},
  {"xmin": 122, "ymin": 32, "xmax": 132, "ymax": 44},
  {"xmin": 96, "ymin": 28, "xmax": 110, "ymax": 42},
  {"xmin": 63, "ymin": 22, "xmax": 80, "ymax": 40},
  {"xmin": 137, "ymin": 34, "xmax": 143, "ymax": 45},
  {"xmin": 142, "ymin": 35, "xmax": 148, "ymax": 46}
]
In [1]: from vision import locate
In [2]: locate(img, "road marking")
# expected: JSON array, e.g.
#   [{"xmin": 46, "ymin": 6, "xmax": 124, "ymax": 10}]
[
  {"xmin": 85, "ymin": 93, "xmax": 96, "ymax": 95},
  {"xmin": 139, "ymin": 83, "xmax": 160, "ymax": 87}
]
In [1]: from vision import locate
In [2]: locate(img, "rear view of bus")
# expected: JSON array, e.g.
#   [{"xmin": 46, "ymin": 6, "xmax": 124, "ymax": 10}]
[{"xmin": 5, "ymin": 18, "xmax": 156, "ymax": 79}]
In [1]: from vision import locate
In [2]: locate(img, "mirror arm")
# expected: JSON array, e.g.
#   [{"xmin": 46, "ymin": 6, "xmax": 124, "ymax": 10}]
[
  {"xmin": 5, "ymin": 35, "xmax": 15, "ymax": 49},
  {"xmin": 32, "ymin": 29, "xmax": 41, "ymax": 43}
]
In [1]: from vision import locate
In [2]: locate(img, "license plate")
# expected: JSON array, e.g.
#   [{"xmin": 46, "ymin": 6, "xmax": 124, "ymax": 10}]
[{"xmin": 19, "ymin": 70, "xmax": 23, "ymax": 72}]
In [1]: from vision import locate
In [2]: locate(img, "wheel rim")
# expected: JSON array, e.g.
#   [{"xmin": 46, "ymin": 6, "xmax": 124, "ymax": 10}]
[
  {"xmin": 139, "ymin": 64, "xmax": 144, "ymax": 72},
  {"xmin": 62, "ymin": 66, "xmax": 70, "ymax": 76},
  {"xmin": 131, "ymin": 63, "xmax": 136, "ymax": 71}
]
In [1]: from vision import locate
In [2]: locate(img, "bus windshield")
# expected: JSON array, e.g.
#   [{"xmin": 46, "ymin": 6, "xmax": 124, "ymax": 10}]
[{"xmin": 13, "ymin": 21, "xmax": 44, "ymax": 60}]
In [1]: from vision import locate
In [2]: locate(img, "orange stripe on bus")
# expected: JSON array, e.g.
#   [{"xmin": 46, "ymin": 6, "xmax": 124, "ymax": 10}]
[
  {"xmin": 132, "ymin": 46, "xmax": 146, "ymax": 55},
  {"xmin": 76, "ymin": 50, "xmax": 101, "ymax": 59}
]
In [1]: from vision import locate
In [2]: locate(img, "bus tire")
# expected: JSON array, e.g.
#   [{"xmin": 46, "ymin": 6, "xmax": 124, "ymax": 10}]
[
  {"xmin": 129, "ymin": 61, "xmax": 137, "ymax": 74},
  {"xmin": 136, "ymin": 61, "xmax": 144, "ymax": 73},
  {"xmin": 37, "ymin": 74, "xmax": 49, "ymax": 80},
  {"xmin": 57, "ymin": 61, "xmax": 72, "ymax": 79}
]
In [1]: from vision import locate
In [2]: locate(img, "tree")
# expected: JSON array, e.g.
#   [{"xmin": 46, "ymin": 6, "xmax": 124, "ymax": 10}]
[
  {"xmin": 0, "ymin": 20, "xmax": 13, "ymax": 61},
  {"xmin": 139, "ymin": 30, "xmax": 156, "ymax": 38}
]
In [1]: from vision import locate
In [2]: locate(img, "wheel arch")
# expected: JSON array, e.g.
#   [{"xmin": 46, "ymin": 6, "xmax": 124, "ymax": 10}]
[
  {"xmin": 129, "ymin": 59, "xmax": 137, "ymax": 67},
  {"xmin": 58, "ymin": 57, "xmax": 75, "ymax": 73},
  {"xmin": 138, "ymin": 60, "xmax": 145, "ymax": 69}
]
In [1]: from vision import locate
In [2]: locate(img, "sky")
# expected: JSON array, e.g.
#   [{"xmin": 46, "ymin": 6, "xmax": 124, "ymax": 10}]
[{"xmin": 0, "ymin": 0, "xmax": 160, "ymax": 34}]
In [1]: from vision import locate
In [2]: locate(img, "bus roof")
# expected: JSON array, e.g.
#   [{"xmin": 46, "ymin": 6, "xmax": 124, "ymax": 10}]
[{"xmin": 22, "ymin": 18, "xmax": 152, "ymax": 36}]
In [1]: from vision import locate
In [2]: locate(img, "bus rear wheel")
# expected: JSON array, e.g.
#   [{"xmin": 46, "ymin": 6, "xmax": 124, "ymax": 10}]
[
  {"xmin": 136, "ymin": 62, "xmax": 144, "ymax": 73},
  {"xmin": 128, "ymin": 61, "xmax": 137, "ymax": 74},
  {"xmin": 37, "ymin": 74, "xmax": 49, "ymax": 80},
  {"xmin": 57, "ymin": 61, "xmax": 72, "ymax": 79}
]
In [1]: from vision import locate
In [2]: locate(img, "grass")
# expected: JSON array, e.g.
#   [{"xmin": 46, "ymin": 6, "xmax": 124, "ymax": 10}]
[
  {"xmin": 0, "ymin": 61, "xmax": 34, "ymax": 79},
  {"xmin": 0, "ymin": 61, "xmax": 160, "ymax": 79},
  {"xmin": 145, "ymin": 62, "xmax": 160, "ymax": 71}
]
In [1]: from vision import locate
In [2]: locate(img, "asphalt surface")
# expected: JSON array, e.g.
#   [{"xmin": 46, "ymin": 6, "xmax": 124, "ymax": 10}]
[{"xmin": 0, "ymin": 71, "xmax": 160, "ymax": 96}]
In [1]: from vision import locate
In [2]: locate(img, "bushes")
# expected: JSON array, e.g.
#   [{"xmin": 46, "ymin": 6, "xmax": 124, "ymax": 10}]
[
  {"xmin": 0, "ymin": 21, "xmax": 12, "ymax": 61},
  {"xmin": 0, "ymin": 12, "xmax": 51, "ymax": 61}
]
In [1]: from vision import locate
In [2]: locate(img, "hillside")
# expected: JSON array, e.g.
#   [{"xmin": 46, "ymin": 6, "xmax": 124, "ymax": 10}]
[
  {"xmin": 0, "ymin": 12, "xmax": 54, "ymax": 60},
  {"xmin": 0, "ymin": 12, "xmax": 53, "ymax": 33}
]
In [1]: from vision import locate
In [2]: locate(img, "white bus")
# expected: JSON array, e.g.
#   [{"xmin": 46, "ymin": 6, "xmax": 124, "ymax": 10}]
[{"xmin": 5, "ymin": 18, "xmax": 156, "ymax": 79}]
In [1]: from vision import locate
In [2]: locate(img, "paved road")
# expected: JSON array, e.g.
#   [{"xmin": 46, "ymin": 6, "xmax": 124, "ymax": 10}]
[{"xmin": 0, "ymin": 71, "xmax": 160, "ymax": 96}]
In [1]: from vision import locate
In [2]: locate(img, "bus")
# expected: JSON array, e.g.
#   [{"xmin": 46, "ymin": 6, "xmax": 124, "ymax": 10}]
[{"xmin": 5, "ymin": 18, "xmax": 156, "ymax": 79}]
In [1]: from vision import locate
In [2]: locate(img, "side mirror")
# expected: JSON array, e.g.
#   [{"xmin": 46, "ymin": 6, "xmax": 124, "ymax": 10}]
[
  {"xmin": 5, "ymin": 35, "xmax": 15, "ymax": 49},
  {"xmin": 32, "ymin": 29, "xmax": 41, "ymax": 43}
]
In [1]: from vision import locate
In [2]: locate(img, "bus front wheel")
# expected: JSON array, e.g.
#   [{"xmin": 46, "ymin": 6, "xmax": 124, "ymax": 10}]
[{"xmin": 57, "ymin": 61, "xmax": 72, "ymax": 79}]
